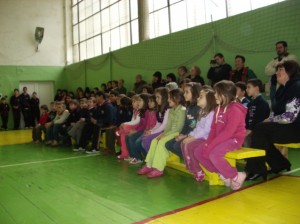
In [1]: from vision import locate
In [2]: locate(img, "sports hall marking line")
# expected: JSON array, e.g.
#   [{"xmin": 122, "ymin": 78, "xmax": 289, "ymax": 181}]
[
  {"xmin": 134, "ymin": 176, "xmax": 280, "ymax": 224},
  {"xmin": 0, "ymin": 154, "xmax": 100, "ymax": 168},
  {"xmin": 282, "ymin": 168, "xmax": 300, "ymax": 175}
]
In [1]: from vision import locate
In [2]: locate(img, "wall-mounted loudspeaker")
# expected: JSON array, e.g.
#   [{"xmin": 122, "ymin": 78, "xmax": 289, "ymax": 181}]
[{"xmin": 35, "ymin": 27, "xmax": 44, "ymax": 51}]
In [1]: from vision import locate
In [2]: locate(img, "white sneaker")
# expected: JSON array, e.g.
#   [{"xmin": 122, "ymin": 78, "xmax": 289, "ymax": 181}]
[
  {"xmin": 230, "ymin": 172, "xmax": 247, "ymax": 190},
  {"xmin": 86, "ymin": 149, "xmax": 100, "ymax": 154},
  {"xmin": 73, "ymin": 147, "xmax": 85, "ymax": 152},
  {"xmin": 219, "ymin": 174, "xmax": 231, "ymax": 187},
  {"xmin": 124, "ymin": 157, "xmax": 133, "ymax": 161},
  {"xmin": 129, "ymin": 158, "xmax": 143, "ymax": 164}
]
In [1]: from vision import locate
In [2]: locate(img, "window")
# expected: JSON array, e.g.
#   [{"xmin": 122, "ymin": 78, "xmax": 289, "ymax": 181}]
[
  {"xmin": 72, "ymin": 0, "xmax": 139, "ymax": 62},
  {"xmin": 72, "ymin": 0, "xmax": 285, "ymax": 62}
]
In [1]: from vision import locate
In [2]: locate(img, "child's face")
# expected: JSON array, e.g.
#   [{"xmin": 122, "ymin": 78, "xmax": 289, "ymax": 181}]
[
  {"xmin": 80, "ymin": 102, "xmax": 88, "ymax": 108},
  {"xmin": 132, "ymin": 100, "xmax": 139, "ymax": 110},
  {"xmin": 246, "ymin": 84, "xmax": 257, "ymax": 97},
  {"xmin": 184, "ymin": 87, "xmax": 192, "ymax": 102},
  {"xmin": 155, "ymin": 93, "xmax": 162, "ymax": 105},
  {"xmin": 109, "ymin": 94, "xmax": 116, "ymax": 103},
  {"xmin": 148, "ymin": 99, "xmax": 155, "ymax": 109},
  {"xmin": 88, "ymin": 100, "xmax": 95, "ymax": 108},
  {"xmin": 236, "ymin": 87, "xmax": 244, "ymax": 99},
  {"xmin": 168, "ymin": 95, "xmax": 176, "ymax": 108},
  {"xmin": 40, "ymin": 108, "xmax": 46, "ymax": 114},
  {"xmin": 214, "ymin": 92, "xmax": 222, "ymax": 105},
  {"xmin": 1, "ymin": 100, "xmax": 6, "ymax": 104},
  {"xmin": 69, "ymin": 103, "xmax": 77, "ymax": 110},
  {"xmin": 197, "ymin": 91, "xmax": 207, "ymax": 108},
  {"xmin": 56, "ymin": 105, "xmax": 64, "ymax": 114},
  {"xmin": 51, "ymin": 104, "xmax": 56, "ymax": 111},
  {"xmin": 138, "ymin": 99, "xmax": 144, "ymax": 109}
]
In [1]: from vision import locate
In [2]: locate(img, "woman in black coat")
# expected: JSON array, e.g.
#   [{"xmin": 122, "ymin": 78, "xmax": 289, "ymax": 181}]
[{"xmin": 245, "ymin": 60, "xmax": 300, "ymax": 180}]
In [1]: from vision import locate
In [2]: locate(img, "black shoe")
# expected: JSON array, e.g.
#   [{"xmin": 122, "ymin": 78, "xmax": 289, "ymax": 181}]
[{"xmin": 246, "ymin": 173, "xmax": 267, "ymax": 181}]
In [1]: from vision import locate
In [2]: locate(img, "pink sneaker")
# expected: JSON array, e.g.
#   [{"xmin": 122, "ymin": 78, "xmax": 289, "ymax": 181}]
[
  {"xmin": 230, "ymin": 172, "xmax": 246, "ymax": 190},
  {"xmin": 193, "ymin": 171, "xmax": 205, "ymax": 182},
  {"xmin": 137, "ymin": 165, "xmax": 153, "ymax": 175},
  {"xmin": 147, "ymin": 169, "xmax": 164, "ymax": 178}
]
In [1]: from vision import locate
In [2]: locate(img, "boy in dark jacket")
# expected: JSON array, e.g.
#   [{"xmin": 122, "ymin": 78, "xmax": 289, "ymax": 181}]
[{"xmin": 244, "ymin": 79, "xmax": 270, "ymax": 147}]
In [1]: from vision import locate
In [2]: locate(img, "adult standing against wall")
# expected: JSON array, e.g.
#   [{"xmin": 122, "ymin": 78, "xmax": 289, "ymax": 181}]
[
  {"xmin": 19, "ymin": 86, "xmax": 31, "ymax": 128},
  {"xmin": 229, "ymin": 55, "xmax": 257, "ymax": 83},
  {"xmin": 10, "ymin": 89, "xmax": 21, "ymax": 130},
  {"xmin": 265, "ymin": 41, "xmax": 298, "ymax": 105},
  {"xmin": 30, "ymin": 92, "xmax": 40, "ymax": 127},
  {"xmin": 245, "ymin": 60, "xmax": 300, "ymax": 181},
  {"xmin": 207, "ymin": 53, "xmax": 232, "ymax": 86}
]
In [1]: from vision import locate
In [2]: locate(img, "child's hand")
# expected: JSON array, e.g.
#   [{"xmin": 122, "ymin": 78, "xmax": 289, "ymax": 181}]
[
  {"xmin": 156, "ymin": 134, "xmax": 164, "ymax": 141},
  {"xmin": 91, "ymin": 118, "xmax": 97, "ymax": 124},
  {"xmin": 143, "ymin": 130, "xmax": 151, "ymax": 136},
  {"xmin": 128, "ymin": 130, "xmax": 136, "ymax": 136},
  {"xmin": 175, "ymin": 134, "xmax": 186, "ymax": 142},
  {"xmin": 246, "ymin": 129, "xmax": 252, "ymax": 136},
  {"xmin": 182, "ymin": 136, "xmax": 195, "ymax": 144}
]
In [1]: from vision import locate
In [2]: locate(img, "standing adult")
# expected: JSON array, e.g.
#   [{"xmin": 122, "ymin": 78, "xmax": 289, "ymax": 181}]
[
  {"xmin": 30, "ymin": 92, "xmax": 40, "ymax": 126},
  {"xmin": 20, "ymin": 87, "xmax": 32, "ymax": 128},
  {"xmin": 245, "ymin": 60, "xmax": 300, "ymax": 180},
  {"xmin": 10, "ymin": 89, "xmax": 21, "ymax": 130},
  {"xmin": 207, "ymin": 53, "xmax": 232, "ymax": 86},
  {"xmin": 265, "ymin": 41, "xmax": 298, "ymax": 104},
  {"xmin": 229, "ymin": 55, "xmax": 257, "ymax": 83}
]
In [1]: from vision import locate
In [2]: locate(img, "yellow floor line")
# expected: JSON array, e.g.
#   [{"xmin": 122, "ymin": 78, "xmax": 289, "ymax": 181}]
[
  {"xmin": 0, "ymin": 130, "xmax": 32, "ymax": 146},
  {"xmin": 138, "ymin": 176, "xmax": 300, "ymax": 224}
]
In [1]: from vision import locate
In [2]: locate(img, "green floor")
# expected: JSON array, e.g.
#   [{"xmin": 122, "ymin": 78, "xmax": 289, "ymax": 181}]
[{"xmin": 0, "ymin": 143, "xmax": 299, "ymax": 224}]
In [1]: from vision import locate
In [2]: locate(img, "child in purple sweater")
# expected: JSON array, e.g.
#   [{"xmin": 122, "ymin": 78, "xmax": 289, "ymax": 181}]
[{"xmin": 181, "ymin": 87, "xmax": 216, "ymax": 181}]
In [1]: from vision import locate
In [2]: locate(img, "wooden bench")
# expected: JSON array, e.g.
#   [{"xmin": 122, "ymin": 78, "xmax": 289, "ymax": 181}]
[
  {"xmin": 166, "ymin": 147, "xmax": 265, "ymax": 185},
  {"xmin": 274, "ymin": 143, "xmax": 300, "ymax": 159}
]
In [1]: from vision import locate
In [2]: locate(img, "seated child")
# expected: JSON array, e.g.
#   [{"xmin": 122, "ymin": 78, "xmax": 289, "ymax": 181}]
[
  {"xmin": 32, "ymin": 105, "xmax": 49, "ymax": 143},
  {"xmin": 126, "ymin": 94, "xmax": 157, "ymax": 164},
  {"xmin": 181, "ymin": 87, "xmax": 216, "ymax": 181},
  {"xmin": 165, "ymin": 82, "xmax": 201, "ymax": 158},
  {"xmin": 194, "ymin": 80, "xmax": 247, "ymax": 190},
  {"xmin": 244, "ymin": 79, "xmax": 270, "ymax": 147},
  {"xmin": 235, "ymin": 81, "xmax": 249, "ymax": 107},
  {"xmin": 137, "ymin": 88, "xmax": 186, "ymax": 178}
]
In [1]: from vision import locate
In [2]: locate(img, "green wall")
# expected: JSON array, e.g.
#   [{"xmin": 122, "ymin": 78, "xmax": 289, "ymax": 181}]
[{"xmin": 64, "ymin": 0, "xmax": 300, "ymax": 92}]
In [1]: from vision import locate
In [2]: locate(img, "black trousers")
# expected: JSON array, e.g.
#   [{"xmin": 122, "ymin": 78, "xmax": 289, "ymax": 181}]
[
  {"xmin": 1, "ymin": 114, "xmax": 8, "ymax": 129},
  {"xmin": 22, "ymin": 108, "xmax": 31, "ymax": 127},
  {"xmin": 245, "ymin": 122, "xmax": 300, "ymax": 175},
  {"xmin": 12, "ymin": 108, "xmax": 21, "ymax": 129},
  {"xmin": 79, "ymin": 123, "xmax": 101, "ymax": 149}
]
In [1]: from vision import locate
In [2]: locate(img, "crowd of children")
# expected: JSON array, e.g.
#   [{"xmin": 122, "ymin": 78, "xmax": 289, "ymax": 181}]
[{"xmin": 1, "ymin": 68, "xmax": 276, "ymax": 191}]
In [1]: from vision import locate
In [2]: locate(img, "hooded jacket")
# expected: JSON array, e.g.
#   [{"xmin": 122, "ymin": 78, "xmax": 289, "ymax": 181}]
[{"xmin": 203, "ymin": 102, "xmax": 247, "ymax": 158}]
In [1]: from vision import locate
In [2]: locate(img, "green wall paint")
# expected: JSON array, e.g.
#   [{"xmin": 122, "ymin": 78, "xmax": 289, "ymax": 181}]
[
  {"xmin": 0, "ymin": 66, "xmax": 64, "ymax": 127},
  {"xmin": 64, "ymin": 0, "xmax": 300, "ymax": 92}
]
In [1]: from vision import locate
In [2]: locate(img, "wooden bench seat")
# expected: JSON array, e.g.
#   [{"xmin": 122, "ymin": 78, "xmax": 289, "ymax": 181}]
[{"xmin": 166, "ymin": 147, "xmax": 265, "ymax": 185}]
